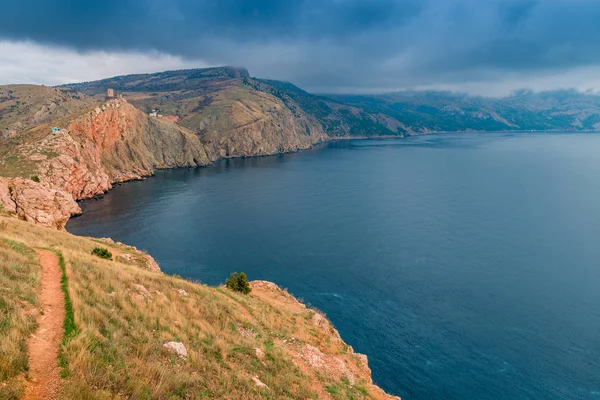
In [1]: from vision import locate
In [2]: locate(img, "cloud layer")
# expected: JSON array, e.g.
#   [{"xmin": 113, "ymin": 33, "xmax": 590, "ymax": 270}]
[{"xmin": 2, "ymin": 0, "xmax": 600, "ymax": 95}]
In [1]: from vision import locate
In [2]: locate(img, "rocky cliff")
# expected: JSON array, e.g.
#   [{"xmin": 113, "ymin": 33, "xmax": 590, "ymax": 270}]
[
  {"xmin": 62, "ymin": 98, "xmax": 213, "ymax": 198},
  {"xmin": 0, "ymin": 97, "xmax": 215, "ymax": 227},
  {"xmin": 0, "ymin": 76, "xmax": 335, "ymax": 229},
  {"xmin": 250, "ymin": 280, "xmax": 400, "ymax": 400},
  {"xmin": 0, "ymin": 177, "xmax": 81, "ymax": 229}
]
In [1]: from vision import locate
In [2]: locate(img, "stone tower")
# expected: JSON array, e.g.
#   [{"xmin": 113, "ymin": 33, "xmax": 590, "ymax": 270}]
[{"xmin": 106, "ymin": 88, "xmax": 115, "ymax": 98}]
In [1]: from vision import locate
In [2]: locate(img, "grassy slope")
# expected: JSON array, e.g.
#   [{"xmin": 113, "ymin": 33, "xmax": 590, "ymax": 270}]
[
  {"xmin": 0, "ymin": 215, "xmax": 388, "ymax": 400},
  {"xmin": 0, "ymin": 85, "xmax": 95, "ymax": 135},
  {"xmin": 0, "ymin": 87, "xmax": 100, "ymax": 179},
  {"xmin": 0, "ymin": 228, "xmax": 40, "ymax": 400}
]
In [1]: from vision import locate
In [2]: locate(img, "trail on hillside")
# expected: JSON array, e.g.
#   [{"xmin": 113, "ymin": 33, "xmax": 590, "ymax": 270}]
[{"xmin": 24, "ymin": 250, "xmax": 65, "ymax": 400}]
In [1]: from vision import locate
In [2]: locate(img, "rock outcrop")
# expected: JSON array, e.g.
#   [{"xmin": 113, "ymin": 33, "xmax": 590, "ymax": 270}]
[
  {"xmin": 67, "ymin": 99, "xmax": 213, "ymax": 191},
  {"xmin": 250, "ymin": 280, "xmax": 401, "ymax": 400},
  {"xmin": 0, "ymin": 97, "xmax": 217, "ymax": 230},
  {"xmin": 0, "ymin": 178, "xmax": 81, "ymax": 230},
  {"xmin": 37, "ymin": 98, "xmax": 214, "ymax": 200}
]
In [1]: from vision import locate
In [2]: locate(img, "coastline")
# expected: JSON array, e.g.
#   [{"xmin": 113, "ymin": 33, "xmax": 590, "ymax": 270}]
[{"xmin": 0, "ymin": 214, "xmax": 400, "ymax": 399}]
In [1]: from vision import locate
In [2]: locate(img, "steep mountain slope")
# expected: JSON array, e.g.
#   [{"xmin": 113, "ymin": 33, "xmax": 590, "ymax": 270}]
[
  {"xmin": 248, "ymin": 79, "xmax": 406, "ymax": 137},
  {"xmin": 64, "ymin": 66, "xmax": 600, "ymax": 136},
  {"xmin": 0, "ymin": 215, "xmax": 400, "ymax": 400},
  {"xmin": 330, "ymin": 90, "xmax": 600, "ymax": 132},
  {"xmin": 62, "ymin": 67, "xmax": 404, "ymax": 150},
  {"xmin": 64, "ymin": 67, "xmax": 333, "ymax": 157}
]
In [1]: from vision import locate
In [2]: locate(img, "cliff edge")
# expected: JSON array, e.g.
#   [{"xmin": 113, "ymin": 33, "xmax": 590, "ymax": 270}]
[{"xmin": 0, "ymin": 215, "xmax": 400, "ymax": 399}]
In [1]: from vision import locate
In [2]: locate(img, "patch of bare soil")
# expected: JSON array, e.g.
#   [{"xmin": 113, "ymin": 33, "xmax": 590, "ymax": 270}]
[{"xmin": 23, "ymin": 250, "xmax": 64, "ymax": 400}]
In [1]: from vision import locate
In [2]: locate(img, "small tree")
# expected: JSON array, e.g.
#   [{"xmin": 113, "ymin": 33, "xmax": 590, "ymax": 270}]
[
  {"xmin": 91, "ymin": 246, "xmax": 112, "ymax": 260},
  {"xmin": 30, "ymin": 175, "xmax": 40, "ymax": 183},
  {"xmin": 225, "ymin": 272, "xmax": 251, "ymax": 294}
]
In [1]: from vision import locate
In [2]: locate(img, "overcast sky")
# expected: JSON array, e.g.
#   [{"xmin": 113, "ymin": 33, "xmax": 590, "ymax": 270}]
[{"xmin": 2, "ymin": 0, "xmax": 600, "ymax": 96}]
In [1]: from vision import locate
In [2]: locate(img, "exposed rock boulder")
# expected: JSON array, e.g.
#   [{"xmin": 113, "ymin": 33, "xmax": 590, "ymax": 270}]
[
  {"xmin": 0, "ymin": 178, "xmax": 81, "ymax": 230},
  {"xmin": 299, "ymin": 343, "xmax": 355, "ymax": 384},
  {"xmin": 174, "ymin": 288, "xmax": 188, "ymax": 297},
  {"xmin": 132, "ymin": 284, "xmax": 152, "ymax": 299},
  {"xmin": 144, "ymin": 254, "xmax": 161, "ymax": 272},
  {"xmin": 163, "ymin": 341, "xmax": 188, "ymax": 359},
  {"xmin": 255, "ymin": 348, "xmax": 265, "ymax": 359},
  {"xmin": 251, "ymin": 376, "xmax": 269, "ymax": 390}
]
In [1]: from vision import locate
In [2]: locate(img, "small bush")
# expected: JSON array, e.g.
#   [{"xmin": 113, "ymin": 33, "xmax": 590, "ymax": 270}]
[
  {"xmin": 30, "ymin": 175, "xmax": 40, "ymax": 183},
  {"xmin": 91, "ymin": 247, "xmax": 112, "ymax": 260},
  {"xmin": 225, "ymin": 272, "xmax": 251, "ymax": 294}
]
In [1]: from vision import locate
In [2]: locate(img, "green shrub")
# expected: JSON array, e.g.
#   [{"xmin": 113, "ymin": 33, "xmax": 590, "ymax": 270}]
[
  {"xmin": 225, "ymin": 272, "xmax": 251, "ymax": 294},
  {"xmin": 91, "ymin": 247, "xmax": 112, "ymax": 260},
  {"xmin": 30, "ymin": 175, "xmax": 40, "ymax": 183}
]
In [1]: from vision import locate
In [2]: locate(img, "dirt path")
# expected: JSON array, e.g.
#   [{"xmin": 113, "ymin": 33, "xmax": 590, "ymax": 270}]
[{"xmin": 24, "ymin": 250, "xmax": 65, "ymax": 400}]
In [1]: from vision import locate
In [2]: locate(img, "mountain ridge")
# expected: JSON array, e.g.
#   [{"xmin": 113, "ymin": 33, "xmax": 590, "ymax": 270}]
[{"xmin": 2, "ymin": 66, "xmax": 600, "ymax": 230}]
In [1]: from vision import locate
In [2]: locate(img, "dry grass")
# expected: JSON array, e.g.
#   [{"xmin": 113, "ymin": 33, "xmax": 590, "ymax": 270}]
[
  {"xmin": 0, "ymin": 85, "xmax": 95, "ymax": 134},
  {"xmin": 0, "ymin": 237, "xmax": 39, "ymax": 399},
  {"xmin": 0, "ymin": 216, "xmax": 383, "ymax": 399}
]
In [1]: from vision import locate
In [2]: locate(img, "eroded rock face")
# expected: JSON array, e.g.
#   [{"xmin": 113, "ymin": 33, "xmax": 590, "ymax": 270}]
[
  {"xmin": 36, "ymin": 128, "xmax": 113, "ymax": 200},
  {"xmin": 52, "ymin": 98, "xmax": 214, "ymax": 199},
  {"xmin": 0, "ymin": 178, "xmax": 81, "ymax": 230},
  {"xmin": 6, "ymin": 98, "xmax": 214, "ymax": 204}
]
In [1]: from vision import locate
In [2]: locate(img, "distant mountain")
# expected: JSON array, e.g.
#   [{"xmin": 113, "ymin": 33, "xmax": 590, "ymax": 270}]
[
  {"xmin": 329, "ymin": 89, "xmax": 600, "ymax": 132},
  {"xmin": 61, "ymin": 67, "xmax": 404, "ymax": 145}
]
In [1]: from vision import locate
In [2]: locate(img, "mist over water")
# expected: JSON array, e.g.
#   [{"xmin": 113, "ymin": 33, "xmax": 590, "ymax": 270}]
[{"xmin": 68, "ymin": 133, "xmax": 600, "ymax": 399}]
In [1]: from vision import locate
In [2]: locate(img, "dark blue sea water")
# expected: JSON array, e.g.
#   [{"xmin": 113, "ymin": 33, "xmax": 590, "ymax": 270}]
[{"xmin": 67, "ymin": 133, "xmax": 600, "ymax": 400}]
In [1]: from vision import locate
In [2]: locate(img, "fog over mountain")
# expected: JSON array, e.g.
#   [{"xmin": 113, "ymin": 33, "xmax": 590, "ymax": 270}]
[{"xmin": 2, "ymin": 0, "xmax": 600, "ymax": 96}]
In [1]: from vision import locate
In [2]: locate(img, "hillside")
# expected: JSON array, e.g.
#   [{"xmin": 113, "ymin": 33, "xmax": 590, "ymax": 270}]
[
  {"xmin": 330, "ymin": 90, "xmax": 600, "ymax": 132},
  {"xmin": 0, "ymin": 214, "xmax": 399, "ymax": 400},
  {"xmin": 61, "ymin": 67, "xmax": 404, "ymax": 146},
  {"xmin": 0, "ymin": 85, "xmax": 96, "ymax": 138}
]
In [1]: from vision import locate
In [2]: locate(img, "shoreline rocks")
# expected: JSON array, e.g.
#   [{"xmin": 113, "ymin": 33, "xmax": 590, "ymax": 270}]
[{"xmin": 0, "ymin": 177, "xmax": 81, "ymax": 230}]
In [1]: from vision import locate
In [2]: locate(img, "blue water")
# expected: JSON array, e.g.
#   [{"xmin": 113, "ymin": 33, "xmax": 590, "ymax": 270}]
[{"xmin": 67, "ymin": 133, "xmax": 600, "ymax": 399}]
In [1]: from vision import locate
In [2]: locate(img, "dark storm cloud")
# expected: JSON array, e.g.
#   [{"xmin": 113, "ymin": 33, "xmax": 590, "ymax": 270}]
[{"xmin": 2, "ymin": 0, "xmax": 600, "ymax": 92}]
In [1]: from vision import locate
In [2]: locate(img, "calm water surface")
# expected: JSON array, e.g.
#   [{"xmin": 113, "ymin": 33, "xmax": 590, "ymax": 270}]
[{"xmin": 68, "ymin": 133, "xmax": 600, "ymax": 399}]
